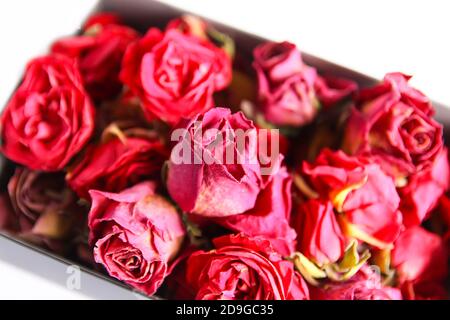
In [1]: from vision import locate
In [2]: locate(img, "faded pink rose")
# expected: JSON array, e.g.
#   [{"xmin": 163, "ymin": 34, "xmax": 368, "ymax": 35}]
[
  {"xmin": 253, "ymin": 41, "xmax": 356, "ymax": 127},
  {"xmin": 88, "ymin": 182, "xmax": 186, "ymax": 296},
  {"xmin": 343, "ymin": 72, "xmax": 443, "ymax": 180}
]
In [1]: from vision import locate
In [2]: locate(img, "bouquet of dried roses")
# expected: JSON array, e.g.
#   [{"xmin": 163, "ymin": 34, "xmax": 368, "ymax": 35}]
[{"xmin": 0, "ymin": 12, "xmax": 448, "ymax": 300}]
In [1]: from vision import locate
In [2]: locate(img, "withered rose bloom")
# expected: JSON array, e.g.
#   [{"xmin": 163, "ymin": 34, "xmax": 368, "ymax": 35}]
[
  {"xmin": 311, "ymin": 265, "xmax": 402, "ymax": 300},
  {"xmin": 293, "ymin": 199, "xmax": 346, "ymax": 265},
  {"xmin": 343, "ymin": 72, "xmax": 443, "ymax": 180},
  {"xmin": 186, "ymin": 234, "xmax": 309, "ymax": 300},
  {"xmin": 7, "ymin": 168, "xmax": 84, "ymax": 249},
  {"xmin": 214, "ymin": 166, "xmax": 296, "ymax": 256},
  {"xmin": 51, "ymin": 14, "xmax": 139, "ymax": 101},
  {"xmin": 391, "ymin": 226, "xmax": 447, "ymax": 300},
  {"xmin": 301, "ymin": 149, "xmax": 402, "ymax": 249},
  {"xmin": 399, "ymin": 148, "xmax": 449, "ymax": 227},
  {"xmin": 0, "ymin": 55, "xmax": 95, "ymax": 171},
  {"xmin": 120, "ymin": 28, "xmax": 231, "ymax": 125},
  {"xmin": 67, "ymin": 132, "xmax": 168, "ymax": 200},
  {"xmin": 253, "ymin": 41, "xmax": 356, "ymax": 127},
  {"xmin": 88, "ymin": 182, "xmax": 186, "ymax": 296},
  {"xmin": 167, "ymin": 108, "xmax": 265, "ymax": 217}
]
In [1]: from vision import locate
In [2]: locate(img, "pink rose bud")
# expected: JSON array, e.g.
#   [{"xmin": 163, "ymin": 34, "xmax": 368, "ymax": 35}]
[
  {"xmin": 253, "ymin": 41, "xmax": 318, "ymax": 127},
  {"xmin": 167, "ymin": 107, "xmax": 265, "ymax": 217},
  {"xmin": 253, "ymin": 41, "xmax": 356, "ymax": 127}
]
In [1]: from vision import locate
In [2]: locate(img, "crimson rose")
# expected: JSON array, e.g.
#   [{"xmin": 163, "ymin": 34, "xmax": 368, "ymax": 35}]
[
  {"xmin": 293, "ymin": 199, "xmax": 346, "ymax": 265},
  {"xmin": 0, "ymin": 55, "xmax": 95, "ymax": 171},
  {"xmin": 120, "ymin": 28, "xmax": 231, "ymax": 125},
  {"xmin": 301, "ymin": 149, "xmax": 402, "ymax": 249},
  {"xmin": 67, "ymin": 134, "xmax": 168, "ymax": 199},
  {"xmin": 88, "ymin": 182, "xmax": 186, "ymax": 295},
  {"xmin": 399, "ymin": 148, "xmax": 449, "ymax": 226},
  {"xmin": 51, "ymin": 14, "xmax": 139, "ymax": 101},
  {"xmin": 391, "ymin": 226, "xmax": 447, "ymax": 299},
  {"xmin": 186, "ymin": 234, "xmax": 309, "ymax": 300}
]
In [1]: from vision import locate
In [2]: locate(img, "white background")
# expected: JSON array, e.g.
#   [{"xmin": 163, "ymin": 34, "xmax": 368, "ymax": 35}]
[{"xmin": 0, "ymin": 0, "xmax": 449, "ymax": 299}]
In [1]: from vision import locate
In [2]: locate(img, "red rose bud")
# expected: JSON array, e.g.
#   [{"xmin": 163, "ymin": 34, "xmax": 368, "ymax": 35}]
[
  {"xmin": 0, "ymin": 55, "xmax": 95, "ymax": 171},
  {"xmin": 186, "ymin": 234, "xmax": 309, "ymax": 300},
  {"xmin": 120, "ymin": 28, "xmax": 231, "ymax": 125},
  {"xmin": 311, "ymin": 265, "xmax": 402, "ymax": 300},
  {"xmin": 399, "ymin": 147, "xmax": 450, "ymax": 227},
  {"xmin": 214, "ymin": 166, "xmax": 296, "ymax": 256},
  {"xmin": 301, "ymin": 149, "xmax": 402, "ymax": 249},
  {"xmin": 88, "ymin": 182, "xmax": 186, "ymax": 296},
  {"xmin": 343, "ymin": 72, "xmax": 443, "ymax": 180},
  {"xmin": 167, "ymin": 108, "xmax": 267, "ymax": 217},
  {"xmin": 253, "ymin": 41, "xmax": 356, "ymax": 127},
  {"xmin": 7, "ymin": 168, "xmax": 85, "ymax": 250},
  {"xmin": 293, "ymin": 199, "xmax": 346, "ymax": 265},
  {"xmin": 67, "ymin": 133, "xmax": 168, "ymax": 200},
  {"xmin": 52, "ymin": 18, "xmax": 139, "ymax": 101},
  {"xmin": 392, "ymin": 226, "xmax": 447, "ymax": 285}
]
